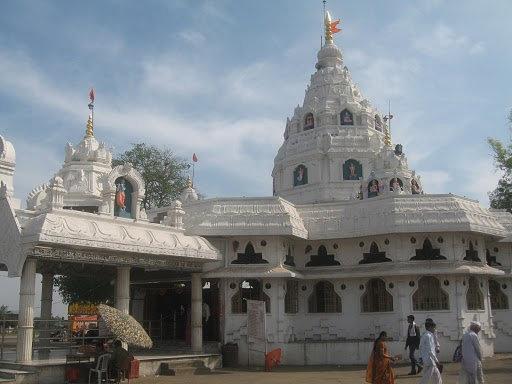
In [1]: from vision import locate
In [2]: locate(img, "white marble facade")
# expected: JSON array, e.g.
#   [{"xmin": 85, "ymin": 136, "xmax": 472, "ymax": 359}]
[{"xmin": 1, "ymin": 12, "xmax": 511, "ymax": 366}]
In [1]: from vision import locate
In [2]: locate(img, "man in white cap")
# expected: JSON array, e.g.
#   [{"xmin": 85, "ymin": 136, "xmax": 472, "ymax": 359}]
[{"xmin": 459, "ymin": 321, "xmax": 484, "ymax": 383}]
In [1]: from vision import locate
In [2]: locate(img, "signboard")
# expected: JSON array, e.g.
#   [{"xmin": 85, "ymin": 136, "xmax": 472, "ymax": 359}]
[{"xmin": 246, "ymin": 299, "xmax": 266, "ymax": 343}]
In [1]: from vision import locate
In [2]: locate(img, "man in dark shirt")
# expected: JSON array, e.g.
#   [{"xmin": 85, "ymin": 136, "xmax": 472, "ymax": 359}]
[{"xmin": 405, "ymin": 314, "xmax": 422, "ymax": 375}]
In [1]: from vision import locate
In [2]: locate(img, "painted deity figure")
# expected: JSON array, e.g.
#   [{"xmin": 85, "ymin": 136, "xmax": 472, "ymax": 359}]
[
  {"xmin": 368, "ymin": 179, "xmax": 379, "ymax": 198},
  {"xmin": 390, "ymin": 178, "xmax": 402, "ymax": 192},
  {"xmin": 341, "ymin": 110, "xmax": 353, "ymax": 125},
  {"xmin": 115, "ymin": 179, "xmax": 127, "ymax": 210},
  {"xmin": 348, "ymin": 162, "xmax": 358, "ymax": 180}
]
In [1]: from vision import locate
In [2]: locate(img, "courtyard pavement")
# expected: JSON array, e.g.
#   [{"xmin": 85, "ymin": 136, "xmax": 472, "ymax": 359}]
[{"xmin": 132, "ymin": 355, "xmax": 512, "ymax": 384}]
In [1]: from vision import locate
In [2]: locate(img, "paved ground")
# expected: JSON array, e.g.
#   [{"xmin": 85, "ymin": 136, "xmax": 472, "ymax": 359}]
[{"xmin": 133, "ymin": 356, "xmax": 512, "ymax": 384}]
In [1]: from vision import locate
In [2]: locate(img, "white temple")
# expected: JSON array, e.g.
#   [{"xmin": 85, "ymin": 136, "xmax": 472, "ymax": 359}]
[{"xmin": 1, "ymin": 10, "xmax": 511, "ymax": 367}]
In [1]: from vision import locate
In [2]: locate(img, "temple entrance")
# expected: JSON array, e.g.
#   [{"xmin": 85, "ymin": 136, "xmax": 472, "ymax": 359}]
[
  {"xmin": 202, "ymin": 280, "xmax": 220, "ymax": 342},
  {"xmin": 140, "ymin": 278, "xmax": 220, "ymax": 344}
]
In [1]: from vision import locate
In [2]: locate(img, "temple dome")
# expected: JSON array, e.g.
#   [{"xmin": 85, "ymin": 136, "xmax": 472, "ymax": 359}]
[
  {"xmin": 0, "ymin": 135, "xmax": 16, "ymax": 165},
  {"xmin": 316, "ymin": 42, "xmax": 343, "ymax": 69}
]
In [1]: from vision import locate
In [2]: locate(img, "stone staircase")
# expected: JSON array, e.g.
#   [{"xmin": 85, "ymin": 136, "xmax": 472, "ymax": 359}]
[{"xmin": 0, "ymin": 367, "xmax": 37, "ymax": 383}]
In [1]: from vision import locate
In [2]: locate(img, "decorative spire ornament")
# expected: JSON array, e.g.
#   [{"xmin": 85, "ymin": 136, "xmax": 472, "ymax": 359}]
[
  {"xmin": 85, "ymin": 88, "xmax": 95, "ymax": 137},
  {"xmin": 324, "ymin": 11, "xmax": 341, "ymax": 45},
  {"xmin": 383, "ymin": 101, "xmax": 394, "ymax": 147}
]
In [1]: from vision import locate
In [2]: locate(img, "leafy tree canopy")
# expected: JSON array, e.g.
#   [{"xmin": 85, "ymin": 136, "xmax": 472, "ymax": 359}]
[
  {"xmin": 54, "ymin": 274, "xmax": 114, "ymax": 305},
  {"xmin": 113, "ymin": 143, "xmax": 191, "ymax": 210},
  {"xmin": 488, "ymin": 110, "xmax": 512, "ymax": 211}
]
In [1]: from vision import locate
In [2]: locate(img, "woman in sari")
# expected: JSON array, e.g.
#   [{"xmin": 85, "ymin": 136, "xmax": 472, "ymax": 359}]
[{"xmin": 366, "ymin": 331, "xmax": 396, "ymax": 384}]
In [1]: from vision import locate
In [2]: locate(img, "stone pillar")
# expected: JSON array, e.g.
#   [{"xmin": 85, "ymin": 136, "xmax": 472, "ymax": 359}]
[
  {"xmin": 115, "ymin": 266, "xmax": 131, "ymax": 350},
  {"xmin": 16, "ymin": 259, "xmax": 37, "ymax": 362},
  {"xmin": 115, "ymin": 267, "xmax": 131, "ymax": 315},
  {"xmin": 191, "ymin": 273, "xmax": 203, "ymax": 353},
  {"xmin": 39, "ymin": 272, "xmax": 54, "ymax": 358}
]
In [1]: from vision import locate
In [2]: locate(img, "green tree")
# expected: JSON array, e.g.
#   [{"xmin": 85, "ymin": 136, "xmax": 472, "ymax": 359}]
[
  {"xmin": 113, "ymin": 143, "xmax": 191, "ymax": 210},
  {"xmin": 54, "ymin": 274, "xmax": 114, "ymax": 305},
  {"xmin": 488, "ymin": 109, "xmax": 512, "ymax": 211},
  {"xmin": 0, "ymin": 305, "xmax": 11, "ymax": 316}
]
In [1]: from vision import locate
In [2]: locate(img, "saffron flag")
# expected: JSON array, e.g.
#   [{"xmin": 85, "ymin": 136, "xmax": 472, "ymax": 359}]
[
  {"xmin": 330, "ymin": 19, "xmax": 341, "ymax": 34},
  {"xmin": 89, "ymin": 88, "xmax": 95, "ymax": 103},
  {"xmin": 192, "ymin": 153, "xmax": 198, "ymax": 162}
]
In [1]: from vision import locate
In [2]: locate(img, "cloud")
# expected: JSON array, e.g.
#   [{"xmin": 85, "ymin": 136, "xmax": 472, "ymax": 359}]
[
  {"xmin": 417, "ymin": 170, "xmax": 452, "ymax": 193},
  {"xmin": 414, "ymin": 24, "xmax": 485, "ymax": 57},
  {"xmin": 177, "ymin": 30, "xmax": 206, "ymax": 46}
]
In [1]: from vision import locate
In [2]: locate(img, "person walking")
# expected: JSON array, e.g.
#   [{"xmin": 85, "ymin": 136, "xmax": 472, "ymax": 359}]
[
  {"xmin": 365, "ymin": 331, "xmax": 397, "ymax": 384},
  {"xmin": 419, "ymin": 319, "xmax": 443, "ymax": 384},
  {"xmin": 426, "ymin": 317, "xmax": 441, "ymax": 354},
  {"xmin": 459, "ymin": 321, "xmax": 484, "ymax": 384},
  {"xmin": 405, "ymin": 315, "xmax": 422, "ymax": 375}
]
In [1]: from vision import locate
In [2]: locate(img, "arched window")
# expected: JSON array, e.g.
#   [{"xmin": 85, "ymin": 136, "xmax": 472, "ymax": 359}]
[
  {"xmin": 293, "ymin": 164, "xmax": 308, "ymax": 187},
  {"xmin": 489, "ymin": 279, "xmax": 509, "ymax": 310},
  {"xmin": 114, "ymin": 177, "xmax": 134, "ymax": 218},
  {"xmin": 343, "ymin": 159, "xmax": 363, "ymax": 180},
  {"xmin": 361, "ymin": 278, "xmax": 393, "ymax": 312},
  {"xmin": 368, "ymin": 179, "xmax": 380, "ymax": 198},
  {"xmin": 389, "ymin": 178, "xmax": 403, "ymax": 192},
  {"xmin": 359, "ymin": 242, "xmax": 391, "ymax": 264},
  {"xmin": 374, "ymin": 115, "xmax": 382, "ymax": 131},
  {"xmin": 486, "ymin": 249, "xmax": 502, "ymax": 266},
  {"xmin": 306, "ymin": 245, "xmax": 340, "ymax": 267},
  {"xmin": 285, "ymin": 280, "xmax": 299, "ymax": 314},
  {"xmin": 308, "ymin": 281, "xmax": 342, "ymax": 313},
  {"xmin": 466, "ymin": 277, "xmax": 484, "ymax": 310},
  {"xmin": 304, "ymin": 113, "xmax": 314, "ymax": 130},
  {"xmin": 412, "ymin": 276, "xmax": 449, "ymax": 311},
  {"xmin": 464, "ymin": 241, "xmax": 481, "ymax": 262},
  {"xmin": 340, "ymin": 109, "xmax": 354, "ymax": 125},
  {"xmin": 284, "ymin": 246, "xmax": 295, "ymax": 267},
  {"xmin": 231, "ymin": 280, "xmax": 270, "ymax": 314},
  {"xmin": 232, "ymin": 242, "xmax": 268, "ymax": 264},
  {"xmin": 410, "ymin": 238, "xmax": 446, "ymax": 261}
]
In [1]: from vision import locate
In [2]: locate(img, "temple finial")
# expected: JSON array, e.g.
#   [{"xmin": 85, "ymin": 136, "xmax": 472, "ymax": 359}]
[
  {"xmin": 85, "ymin": 88, "xmax": 95, "ymax": 137},
  {"xmin": 85, "ymin": 114, "xmax": 94, "ymax": 137},
  {"xmin": 324, "ymin": 10, "xmax": 341, "ymax": 45}
]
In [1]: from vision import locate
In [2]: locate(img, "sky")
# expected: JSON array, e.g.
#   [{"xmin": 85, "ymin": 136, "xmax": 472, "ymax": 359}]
[{"xmin": 0, "ymin": 0, "xmax": 511, "ymax": 315}]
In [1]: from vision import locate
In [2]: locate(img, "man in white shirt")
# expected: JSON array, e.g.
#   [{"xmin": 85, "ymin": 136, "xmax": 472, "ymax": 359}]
[
  {"xmin": 459, "ymin": 321, "xmax": 484, "ymax": 384},
  {"xmin": 419, "ymin": 319, "xmax": 443, "ymax": 384},
  {"xmin": 426, "ymin": 317, "xmax": 441, "ymax": 354}
]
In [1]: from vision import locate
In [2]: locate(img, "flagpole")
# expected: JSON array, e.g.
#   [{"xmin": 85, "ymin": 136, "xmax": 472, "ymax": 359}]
[{"xmin": 192, "ymin": 163, "xmax": 195, "ymax": 187}]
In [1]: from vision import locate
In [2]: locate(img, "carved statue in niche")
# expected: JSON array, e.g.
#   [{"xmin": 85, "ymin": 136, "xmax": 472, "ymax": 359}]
[
  {"xmin": 304, "ymin": 113, "xmax": 314, "ymax": 130},
  {"xmin": 114, "ymin": 177, "xmax": 133, "ymax": 218},
  {"xmin": 390, "ymin": 178, "xmax": 403, "ymax": 192},
  {"xmin": 411, "ymin": 179, "xmax": 422, "ymax": 195},
  {"xmin": 367, "ymin": 179, "xmax": 379, "ymax": 198},
  {"xmin": 410, "ymin": 239, "xmax": 446, "ymax": 261},
  {"xmin": 293, "ymin": 165, "xmax": 308, "ymax": 187},
  {"xmin": 359, "ymin": 242, "xmax": 391, "ymax": 264},
  {"xmin": 394, "ymin": 144, "xmax": 403, "ymax": 156},
  {"xmin": 343, "ymin": 159, "xmax": 363, "ymax": 180},
  {"xmin": 306, "ymin": 245, "xmax": 340, "ymax": 267},
  {"xmin": 340, "ymin": 109, "xmax": 354, "ymax": 125}
]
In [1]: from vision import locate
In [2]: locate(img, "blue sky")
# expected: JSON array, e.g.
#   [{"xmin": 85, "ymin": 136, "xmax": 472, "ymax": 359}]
[{"xmin": 1, "ymin": 0, "xmax": 511, "ymax": 314}]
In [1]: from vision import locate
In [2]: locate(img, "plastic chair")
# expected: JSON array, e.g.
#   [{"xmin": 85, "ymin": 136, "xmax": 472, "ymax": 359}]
[{"xmin": 88, "ymin": 353, "xmax": 110, "ymax": 384}]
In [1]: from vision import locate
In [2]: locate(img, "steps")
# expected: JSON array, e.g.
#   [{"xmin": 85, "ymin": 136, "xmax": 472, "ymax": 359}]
[
  {"xmin": 0, "ymin": 368, "xmax": 37, "ymax": 383},
  {"xmin": 159, "ymin": 359, "xmax": 212, "ymax": 376}
]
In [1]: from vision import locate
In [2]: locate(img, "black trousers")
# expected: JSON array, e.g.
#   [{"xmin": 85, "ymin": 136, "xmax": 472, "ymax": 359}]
[{"xmin": 409, "ymin": 345, "xmax": 420, "ymax": 371}]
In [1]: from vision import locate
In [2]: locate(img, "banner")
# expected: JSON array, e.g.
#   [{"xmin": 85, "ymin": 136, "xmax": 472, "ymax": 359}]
[{"xmin": 246, "ymin": 299, "xmax": 266, "ymax": 343}]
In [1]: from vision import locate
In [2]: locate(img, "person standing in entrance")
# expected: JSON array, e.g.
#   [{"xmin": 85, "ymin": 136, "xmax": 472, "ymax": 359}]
[
  {"xmin": 405, "ymin": 315, "xmax": 422, "ymax": 375},
  {"xmin": 202, "ymin": 302, "xmax": 210, "ymax": 341},
  {"xmin": 459, "ymin": 321, "xmax": 484, "ymax": 383},
  {"xmin": 419, "ymin": 319, "xmax": 443, "ymax": 384}
]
